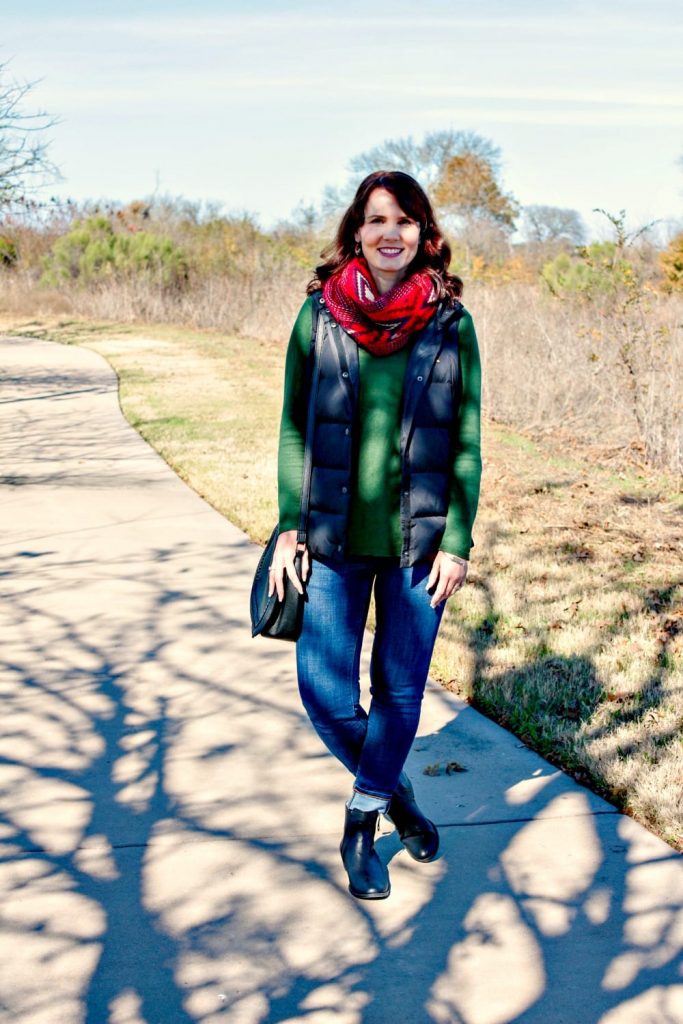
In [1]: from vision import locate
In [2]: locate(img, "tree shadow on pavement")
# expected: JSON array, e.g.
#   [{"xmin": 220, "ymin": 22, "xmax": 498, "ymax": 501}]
[
  {"xmin": 1, "ymin": 535, "xmax": 681, "ymax": 1024},
  {"xmin": 0, "ymin": 337, "xmax": 680, "ymax": 1024}
]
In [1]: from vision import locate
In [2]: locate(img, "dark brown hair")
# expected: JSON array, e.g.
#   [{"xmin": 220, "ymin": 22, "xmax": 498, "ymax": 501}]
[{"xmin": 307, "ymin": 169, "xmax": 463, "ymax": 301}]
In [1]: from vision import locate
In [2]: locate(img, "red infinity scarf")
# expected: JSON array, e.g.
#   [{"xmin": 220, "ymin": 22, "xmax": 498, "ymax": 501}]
[{"xmin": 322, "ymin": 257, "xmax": 438, "ymax": 356}]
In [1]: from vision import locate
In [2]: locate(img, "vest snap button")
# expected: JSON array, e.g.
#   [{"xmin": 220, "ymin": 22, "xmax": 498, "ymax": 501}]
[
  {"xmin": 342, "ymin": 486, "xmax": 348, "ymax": 494},
  {"xmin": 337, "ymin": 545, "xmax": 342, "ymax": 552},
  {"xmin": 417, "ymin": 375, "xmax": 423, "ymax": 382},
  {"xmin": 345, "ymin": 428, "xmax": 350, "ymax": 436},
  {"xmin": 342, "ymin": 371, "xmax": 349, "ymax": 378},
  {"xmin": 331, "ymin": 321, "xmax": 338, "ymax": 328}
]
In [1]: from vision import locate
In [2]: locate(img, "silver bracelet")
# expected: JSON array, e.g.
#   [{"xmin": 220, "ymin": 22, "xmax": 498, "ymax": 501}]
[{"xmin": 441, "ymin": 551, "xmax": 468, "ymax": 566}]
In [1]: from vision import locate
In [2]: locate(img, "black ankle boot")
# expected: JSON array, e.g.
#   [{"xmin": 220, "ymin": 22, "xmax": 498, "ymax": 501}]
[
  {"xmin": 340, "ymin": 806, "xmax": 391, "ymax": 900},
  {"xmin": 386, "ymin": 777, "xmax": 439, "ymax": 863}
]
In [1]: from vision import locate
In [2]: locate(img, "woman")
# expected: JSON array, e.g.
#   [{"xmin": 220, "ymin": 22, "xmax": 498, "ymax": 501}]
[{"xmin": 269, "ymin": 170, "xmax": 482, "ymax": 900}]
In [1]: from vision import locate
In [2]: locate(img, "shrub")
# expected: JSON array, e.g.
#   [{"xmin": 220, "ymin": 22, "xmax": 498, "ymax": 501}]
[
  {"xmin": 541, "ymin": 242, "xmax": 635, "ymax": 299},
  {"xmin": 40, "ymin": 215, "xmax": 188, "ymax": 290},
  {"xmin": 659, "ymin": 232, "xmax": 683, "ymax": 292},
  {"xmin": 0, "ymin": 235, "xmax": 18, "ymax": 266}
]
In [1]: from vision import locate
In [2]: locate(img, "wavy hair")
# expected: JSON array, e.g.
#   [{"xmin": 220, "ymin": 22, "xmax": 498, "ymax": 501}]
[{"xmin": 307, "ymin": 170, "xmax": 463, "ymax": 301}]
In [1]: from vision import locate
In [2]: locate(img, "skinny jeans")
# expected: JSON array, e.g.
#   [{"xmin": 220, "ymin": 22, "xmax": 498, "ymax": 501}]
[{"xmin": 295, "ymin": 553, "xmax": 446, "ymax": 800}]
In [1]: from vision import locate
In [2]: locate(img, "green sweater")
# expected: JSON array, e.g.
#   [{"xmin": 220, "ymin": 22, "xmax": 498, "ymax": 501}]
[{"xmin": 278, "ymin": 296, "xmax": 482, "ymax": 560}]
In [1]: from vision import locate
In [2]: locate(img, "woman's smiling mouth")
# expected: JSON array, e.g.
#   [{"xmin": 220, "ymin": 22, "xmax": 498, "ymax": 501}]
[{"xmin": 377, "ymin": 247, "xmax": 403, "ymax": 257}]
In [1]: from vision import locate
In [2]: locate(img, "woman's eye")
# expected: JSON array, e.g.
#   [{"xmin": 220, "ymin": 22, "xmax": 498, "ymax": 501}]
[{"xmin": 368, "ymin": 217, "xmax": 413, "ymax": 225}]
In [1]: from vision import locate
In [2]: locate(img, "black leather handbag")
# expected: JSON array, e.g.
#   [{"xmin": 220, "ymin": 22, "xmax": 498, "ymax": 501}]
[
  {"xmin": 250, "ymin": 525, "xmax": 306, "ymax": 640},
  {"xmin": 250, "ymin": 307, "xmax": 325, "ymax": 641}
]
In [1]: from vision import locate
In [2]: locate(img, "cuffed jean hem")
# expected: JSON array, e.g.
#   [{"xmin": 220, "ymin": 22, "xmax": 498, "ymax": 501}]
[
  {"xmin": 348, "ymin": 788, "xmax": 389, "ymax": 808},
  {"xmin": 353, "ymin": 784, "xmax": 392, "ymax": 800}
]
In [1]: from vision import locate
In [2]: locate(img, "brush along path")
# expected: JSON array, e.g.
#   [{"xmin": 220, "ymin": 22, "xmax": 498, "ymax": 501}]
[{"xmin": 2, "ymin": 313, "xmax": 682, "ymax": 850}]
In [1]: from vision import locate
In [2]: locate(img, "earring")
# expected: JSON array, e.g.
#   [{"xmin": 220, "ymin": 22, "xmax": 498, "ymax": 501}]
[{"xmin": 354, "ymin": 241, "xmax": 362, "ymax": 256}]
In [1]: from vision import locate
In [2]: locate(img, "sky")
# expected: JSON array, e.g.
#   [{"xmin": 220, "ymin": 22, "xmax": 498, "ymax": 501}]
[{"xmin": 2, "ymin": 0, "xmax": 682, "ymax": 240}]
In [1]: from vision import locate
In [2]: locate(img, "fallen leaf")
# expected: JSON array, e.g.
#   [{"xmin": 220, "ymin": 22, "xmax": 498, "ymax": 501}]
[{"xmin": 422, "ymin": 761, "xmax": 468, "ymax": 776}]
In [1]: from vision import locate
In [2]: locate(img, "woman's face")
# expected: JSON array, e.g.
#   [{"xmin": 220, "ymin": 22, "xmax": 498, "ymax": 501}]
[{"xmin": 354, "ymin": 188, "xmax": 420, "ymax": 288}]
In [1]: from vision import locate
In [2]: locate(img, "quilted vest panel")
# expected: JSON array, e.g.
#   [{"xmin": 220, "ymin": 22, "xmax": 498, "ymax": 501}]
[{"xmin": 306, "ymin": 291, "xmax": 462, "ymax": 566}]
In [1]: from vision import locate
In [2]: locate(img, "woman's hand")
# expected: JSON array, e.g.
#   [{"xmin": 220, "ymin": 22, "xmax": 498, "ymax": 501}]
[
  {"xmin": 267, "ymin": 529, "xmax": 310, "ymax": 602},
  {"xmin": 426, "ymin": 551, "xmax": 468, "ymax": 608}
]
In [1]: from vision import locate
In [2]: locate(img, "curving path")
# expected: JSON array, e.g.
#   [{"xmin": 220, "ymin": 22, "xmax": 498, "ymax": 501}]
[{"xmin": 0, "ymin": 335, "xmax": 681, "ymax": 1024}]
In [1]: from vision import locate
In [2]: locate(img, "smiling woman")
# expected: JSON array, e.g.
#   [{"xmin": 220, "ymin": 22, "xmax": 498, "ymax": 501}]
[
  {"xmin": 266, "ymin": 169, "xmax": 482, "ymax": 901},
  {"xmin": 354, "ymin": 189, "xmax": 421, "ymax": 292}
]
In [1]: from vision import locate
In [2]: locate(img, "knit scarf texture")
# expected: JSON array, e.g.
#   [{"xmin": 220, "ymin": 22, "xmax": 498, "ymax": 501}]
[{"xmin": 322, "ymin": 256, "xmax": 438, "ymax": 356}]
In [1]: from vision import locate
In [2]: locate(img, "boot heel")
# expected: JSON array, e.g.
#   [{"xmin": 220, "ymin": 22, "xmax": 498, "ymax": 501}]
[{"xmin": 386, "ymin": 778, "xmax": 439, "ymax": 863}]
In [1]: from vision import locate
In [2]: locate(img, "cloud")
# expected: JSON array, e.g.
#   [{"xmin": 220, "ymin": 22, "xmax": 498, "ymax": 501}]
[
  {"xmin": 5, "ymin": 8, "xmax": 683, "ymax": 41},
  {"xmin": 37, "ymin": 71, "xmax": 683, "ymax": 130}
]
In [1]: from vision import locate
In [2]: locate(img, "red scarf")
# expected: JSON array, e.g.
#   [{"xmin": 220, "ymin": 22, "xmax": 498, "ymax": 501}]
[{"xmin": 322, "ymin": 257, "xmax": 438, "ymax": 356}]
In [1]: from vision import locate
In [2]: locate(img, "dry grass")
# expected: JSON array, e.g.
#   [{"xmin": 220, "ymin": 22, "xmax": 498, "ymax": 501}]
[
  {"xmin": 0, "ymin": 264, "xmax": 307, "ymax": 345},
  {"xmin": 3, "ymin": 273, "xmax": 681, "ymax": 475},
  {"xmin": 469, "ymin": 282, "xmax": 683, "ymax": 476},
  {"xmin": 431, "ymin": 429, "xmax": 683, "ymax": 847},
  {"xmin": 2, "ymin": 310, "xmax": 682, "ymax": 849}
]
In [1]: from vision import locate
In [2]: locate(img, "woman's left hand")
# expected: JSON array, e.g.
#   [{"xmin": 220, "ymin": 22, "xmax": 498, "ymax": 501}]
[{"xmin": 426, "ymin": 551, "xmax": 468, "ymax": 608}]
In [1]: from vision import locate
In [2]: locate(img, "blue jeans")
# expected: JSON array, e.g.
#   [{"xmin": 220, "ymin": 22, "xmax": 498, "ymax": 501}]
[{"xmin": 295, "ymin": 554, "xmax": 446, "ymax": 800}]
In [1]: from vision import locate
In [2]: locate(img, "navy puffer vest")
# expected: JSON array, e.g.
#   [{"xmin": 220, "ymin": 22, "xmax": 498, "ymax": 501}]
[{"xmin": 306, "ymin": 289, "xmax": 464, "ymax": 567}]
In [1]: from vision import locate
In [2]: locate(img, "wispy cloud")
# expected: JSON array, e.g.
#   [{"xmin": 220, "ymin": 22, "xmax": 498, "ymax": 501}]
[
  {"xmin": 422, "ymin": 107, "xmax": 683, "ymax": 128},
  {"xmin": 8, "ymin": 10, "xmax": 683, "ymax": 38},
  {"xmin": 3, "ymin": 1, "xmax": 681, "ymax": 225},
  {"xmin": 40, "ymin": 73, "xmax": 683, "ymax": 129}
]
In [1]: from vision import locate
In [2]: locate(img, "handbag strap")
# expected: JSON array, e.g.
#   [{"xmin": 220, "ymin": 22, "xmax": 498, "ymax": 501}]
[{"xmin": 296, "ymin": 301, "xmax": 325, "ymax": 546}]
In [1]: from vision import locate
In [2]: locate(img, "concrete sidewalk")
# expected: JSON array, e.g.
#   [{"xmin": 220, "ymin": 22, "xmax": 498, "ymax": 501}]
[{"xmin": 0, "ymin": 334, "xmax": 681, "ymax": 1024}]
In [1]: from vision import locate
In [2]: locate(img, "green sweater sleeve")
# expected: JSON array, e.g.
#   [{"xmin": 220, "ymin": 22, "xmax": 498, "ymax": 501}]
[
  {"xmin": 277, "ymin": 297, "xmax": 313, "ymax": 531},
  {"xmin": 439, "ymin": 311, "xmax": 483, "ymax": 560}
]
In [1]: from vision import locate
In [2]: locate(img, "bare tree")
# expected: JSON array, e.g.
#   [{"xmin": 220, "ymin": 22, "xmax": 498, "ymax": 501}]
[
  {"xmin": 521, "ymin": 205, "xmax": 586, "ymax": 247},
  {"xmin": 322, "ymin": 129, "xmax": 506, "ymax": 220},
  {"xmin": 592, "ymin": 207, "xmax": 659, "ymax": 255},
  {"xmin": 348, "ymin": 129, "xmax": 503, "ymax": 191},
  {"xmin": 0, "ymin": 59, "xmax": 61, "ymax": 209}
]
